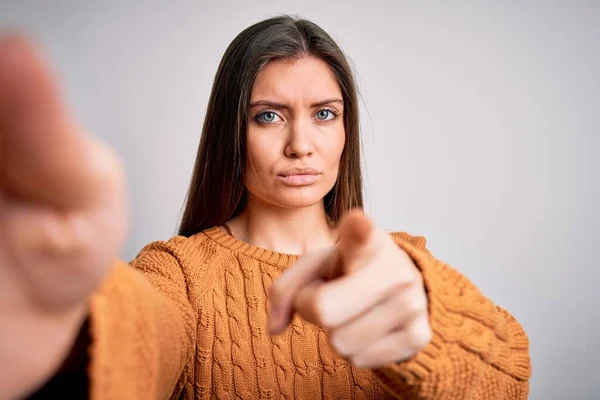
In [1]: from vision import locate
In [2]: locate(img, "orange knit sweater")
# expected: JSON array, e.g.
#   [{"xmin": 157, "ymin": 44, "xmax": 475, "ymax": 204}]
[{"xmin": 87, "ymin": 227, "xmax": 531, "ymax": 399}]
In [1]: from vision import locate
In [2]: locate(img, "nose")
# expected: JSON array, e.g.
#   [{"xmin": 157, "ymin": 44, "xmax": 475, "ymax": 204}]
[{"xmin": 284, "ymin": 119, "xmax": 313, "ymax": 158}]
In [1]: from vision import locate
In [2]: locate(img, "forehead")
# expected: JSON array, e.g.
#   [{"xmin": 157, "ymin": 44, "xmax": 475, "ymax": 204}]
[{"xmin": 251, "ymin": 56, "xmax": 342, "ymax": 102}]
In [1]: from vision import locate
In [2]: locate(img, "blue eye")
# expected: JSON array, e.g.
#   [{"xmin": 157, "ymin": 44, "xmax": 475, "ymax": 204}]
[
  {"xmin": 256, "ymin": 111, "xmax": 280, "ymax": 123},
  {"xmin": 316, "ymin": 109, "xmax": 336, "ymax": 121}
]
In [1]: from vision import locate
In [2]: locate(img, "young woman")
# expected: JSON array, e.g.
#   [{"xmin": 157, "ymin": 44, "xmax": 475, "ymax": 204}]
[{"xmin": 0, "ymin": 15, "xmax": 531, "ymax": 400}]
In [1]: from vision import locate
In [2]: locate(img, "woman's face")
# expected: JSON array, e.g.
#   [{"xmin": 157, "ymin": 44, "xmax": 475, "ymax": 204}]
[{"xmin": 245, "ymin": 56, "xmax": 346, "ymax": 210}]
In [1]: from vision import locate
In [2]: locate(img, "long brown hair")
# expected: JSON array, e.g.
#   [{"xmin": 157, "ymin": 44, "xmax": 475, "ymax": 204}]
[{"xmin": 178, "ymin": 15, "xmax": 363, "ymax": 237}]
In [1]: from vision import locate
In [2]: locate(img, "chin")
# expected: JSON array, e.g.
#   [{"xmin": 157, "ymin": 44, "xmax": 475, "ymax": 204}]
[{"xmin": 268, "ymin": 186, "xmax": 330, "ymax": 209}]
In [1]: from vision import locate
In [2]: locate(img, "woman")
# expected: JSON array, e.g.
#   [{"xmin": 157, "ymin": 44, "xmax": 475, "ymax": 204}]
[{"xmin": 0, "ymin": 15, "xmax": 531, "ymax": 400}]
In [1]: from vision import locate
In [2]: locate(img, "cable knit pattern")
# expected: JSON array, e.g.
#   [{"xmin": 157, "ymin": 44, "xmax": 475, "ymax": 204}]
[{"xmin": 88, "ymin": 227, "xmax": 531, "ymax": 399}]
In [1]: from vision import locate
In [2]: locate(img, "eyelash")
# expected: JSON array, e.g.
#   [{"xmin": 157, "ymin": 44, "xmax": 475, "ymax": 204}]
[
  {"xmin": 315, "ymin": 107, "xmax": 340, "ymax": 122},
  {"xmin": 253, "ymin": 107, "xmax": 340, "ymax": 124}
]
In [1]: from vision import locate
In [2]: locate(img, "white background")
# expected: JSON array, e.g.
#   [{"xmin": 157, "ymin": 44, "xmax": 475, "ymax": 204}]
[{"xmin": 1, "ymin": 1, "xmax": 598, "ymax": 398}]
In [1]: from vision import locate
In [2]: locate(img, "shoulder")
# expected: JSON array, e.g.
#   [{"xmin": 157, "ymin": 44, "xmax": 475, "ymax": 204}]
[
  {"xmin": 129, "ymin": 230, "xmax": 229, "ymax": 301},
  {"xmin": 388, "ymin": 231, "xmax": 428, "ymax": 251},
  {"xmin": 131, "ymin": 228, "xmax": 225, "ymax": 269}
]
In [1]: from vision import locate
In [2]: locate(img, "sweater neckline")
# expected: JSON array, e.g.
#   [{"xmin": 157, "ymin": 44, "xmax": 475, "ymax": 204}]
[{"xmin": 202, "ymin": 226, "xmax": 300, "ymax": 269}]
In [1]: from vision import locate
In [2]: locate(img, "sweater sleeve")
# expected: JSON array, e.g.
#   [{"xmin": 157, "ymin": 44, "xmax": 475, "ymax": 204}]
[
  {"xmin": 87, "ymin": 238, "xmax": 197, "ymax": 400},
  {"xmin": 371, "ymin": 233, "xmax": 531, "ymax": 399}
]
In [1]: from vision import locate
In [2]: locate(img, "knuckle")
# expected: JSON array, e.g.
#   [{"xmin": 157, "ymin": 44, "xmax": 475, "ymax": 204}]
[
  {"xmin": 41, "ymin": 215, "xmax": 85, "ymax": 256},
  {"xmin": 406, "ymin": 318, "xmax": 432, "ymax": 352},
  {"xmin": 268, "ymin": 281, "xmax": 284, "ymax": 303},
  {"xmin": 329, "ymin": 330, "xmax": 352, "ymax": 357},
  {"xmin": 351, "ymin": 355, "xmax": 368, "ymax": 369},
  {"xmin": 313, "ymin": 286, "xmax": 333, "ymax": 327},
  {"xmin": 387, "ymin": 276, "xmax": 403, "ymax": 292},
  {"xmin": 404, "ymin": 290, "xmax": 428, "ymax": 318},
  {"xmin": 387, "ymin": 265, "xmax": 415, "ymax": 291},
  {"xmin": 410, "ymin": 268, "xmax": 424, "ymax": 287}
]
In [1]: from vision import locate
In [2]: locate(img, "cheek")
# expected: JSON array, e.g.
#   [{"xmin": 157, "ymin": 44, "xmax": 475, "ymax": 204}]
[
  {"xmin": 246, "ymin": 132, "xmax": 270, "ymax": 170},
  {"xmin": 327, "ymin": 126, "xmax": 346, "ymax": 166},
  {"xmin": 246, "ymin": 129, "xmax": 284, "ymax": 182},
  {"xmin": 244, "ymin": 138, "xmax": 265, "ymax": 194}
]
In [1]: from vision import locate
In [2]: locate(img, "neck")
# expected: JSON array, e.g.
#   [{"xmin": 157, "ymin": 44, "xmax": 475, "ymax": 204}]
[{"xmin": 228, "ymin": 197, "xmax": 337, "ymax": 255}]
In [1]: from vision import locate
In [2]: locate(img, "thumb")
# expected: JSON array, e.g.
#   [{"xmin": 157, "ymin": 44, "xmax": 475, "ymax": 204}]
[
  {"xmin": 335, "ymin": 208, "xmax": 376, "ymax": 275},
  {"xmin": 0, "ymin": 35, "xmax": 110, "ymax": 209}
]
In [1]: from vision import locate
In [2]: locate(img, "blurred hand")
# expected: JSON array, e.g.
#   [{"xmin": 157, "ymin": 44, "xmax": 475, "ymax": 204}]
[
  {"xmin": 268, "ymin": 210, "xmax": 431, "ymax": 368},
  {"xmin": 0, "ymin": 37, "xmax": 128, "ymax": 399}
]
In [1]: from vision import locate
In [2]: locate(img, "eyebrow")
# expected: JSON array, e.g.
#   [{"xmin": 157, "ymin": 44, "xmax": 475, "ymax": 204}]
[{"xmin": 249, "ymin": 97, "xmax": 343, "ymax": 109}]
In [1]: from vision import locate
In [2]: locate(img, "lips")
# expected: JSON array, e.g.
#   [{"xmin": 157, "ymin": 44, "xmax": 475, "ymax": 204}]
[
  {"xmin": 277, "ymin": 167, "xmax": 321, "ymax": 186},
  {"xmin": 279, "ymin": 167, "xmax": 320, "ymax": 177}
]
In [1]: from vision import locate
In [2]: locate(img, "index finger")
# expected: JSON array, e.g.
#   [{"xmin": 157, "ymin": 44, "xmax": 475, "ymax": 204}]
[{"xmin": 336, "ymin": 209, "xmax": 375, "ymax": 275}]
